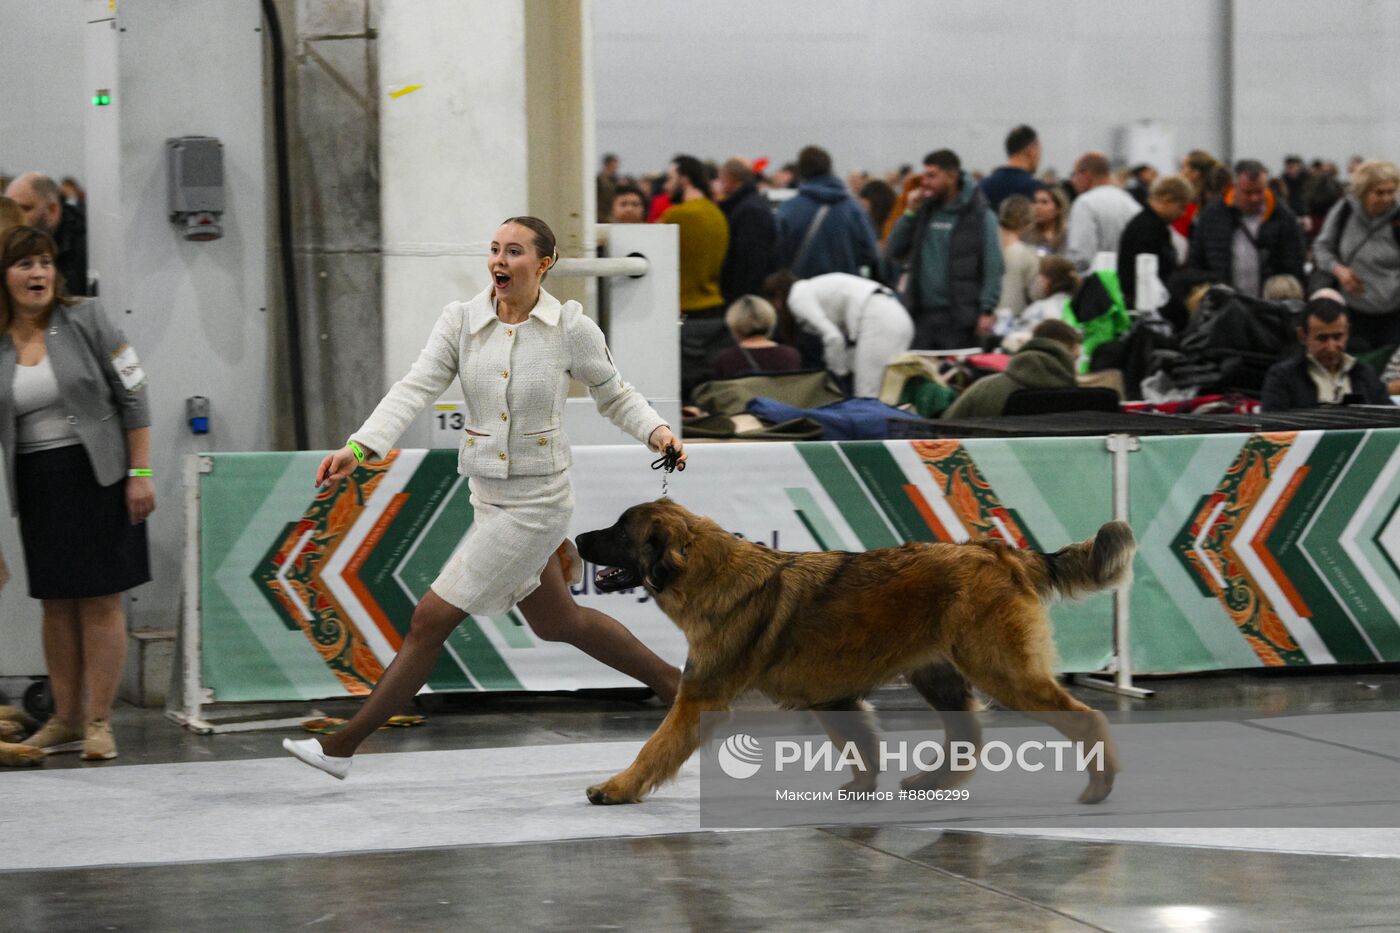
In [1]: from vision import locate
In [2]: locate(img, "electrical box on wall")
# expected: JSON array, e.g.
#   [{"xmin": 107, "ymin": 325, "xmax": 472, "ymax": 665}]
[
  {"xmin": 186, "ymin": 395, "xmax": 209, "ymax": 434},
  {"xmin": 166, "ymin": 136, "xmax": 224, "ymax": 241}
]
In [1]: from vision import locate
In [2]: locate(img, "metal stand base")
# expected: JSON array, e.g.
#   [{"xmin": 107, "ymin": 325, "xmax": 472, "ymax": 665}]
[{"xmin": 1073, "ymin": 673, "xmax": 1155, "ymax": 699}]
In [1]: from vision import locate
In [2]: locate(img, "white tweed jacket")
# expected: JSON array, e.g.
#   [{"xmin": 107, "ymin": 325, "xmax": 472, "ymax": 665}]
[{"xmin": 352, "ymin": 286, "xmax": 667, "ymax": 479}]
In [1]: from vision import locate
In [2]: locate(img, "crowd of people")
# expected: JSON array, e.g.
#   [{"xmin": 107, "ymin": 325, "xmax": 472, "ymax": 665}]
[
  {"xmin": 599, "ymin": 129, "xmax": 1400, "ymax": 416},
  {"xmin": 1, "ymin": 134, "xmax": 1393, "ymax": 766}
]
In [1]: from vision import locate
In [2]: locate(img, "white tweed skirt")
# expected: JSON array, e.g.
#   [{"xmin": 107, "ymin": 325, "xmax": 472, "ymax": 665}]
[{"xmin": 430, "ymin": 470, "xmax": 584, "ymax": 615}]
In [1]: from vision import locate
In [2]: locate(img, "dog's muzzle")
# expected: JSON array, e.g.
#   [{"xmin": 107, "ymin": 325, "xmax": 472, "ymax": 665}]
[{"xmin": 577, "ymin": 528, "xmax": 643, "ymax": 593}]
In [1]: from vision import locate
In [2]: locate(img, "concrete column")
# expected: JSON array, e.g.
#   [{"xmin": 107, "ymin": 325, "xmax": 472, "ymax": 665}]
[
  {"xmin": 267, "ymin": 0, "xmax": 383, "ymax": 450},
  {"xmin": 524, "ymin": 0, "xmax": 594, "ymax": 311},
  {"xmin": 1217, "ymin": 0, "xmax": 1235, "ymax": 163},
  {"xmin": 377, "ymin": 0, "xmax": 594, "ymax": 445}
]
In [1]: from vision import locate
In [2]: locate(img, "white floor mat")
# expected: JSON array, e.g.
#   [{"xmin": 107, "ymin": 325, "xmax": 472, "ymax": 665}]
[
  {"xmin": 5, "ymin": 739, "xmax": 1398, "ymax": 871},
  {"xmin": 4, "ymin": 740, "xmax": 702, "ymax": 871}
]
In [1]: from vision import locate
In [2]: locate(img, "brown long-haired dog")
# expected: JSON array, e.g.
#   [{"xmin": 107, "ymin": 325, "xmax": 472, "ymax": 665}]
[{"xmin": 576, "ymin": 499, "xmax": 1134, "ymax": 806}]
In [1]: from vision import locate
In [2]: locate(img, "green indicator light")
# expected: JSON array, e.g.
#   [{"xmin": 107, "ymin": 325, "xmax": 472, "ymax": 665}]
[{"xmin": 92, "ymin": 91, "xmax": 112, "ymax": 106}]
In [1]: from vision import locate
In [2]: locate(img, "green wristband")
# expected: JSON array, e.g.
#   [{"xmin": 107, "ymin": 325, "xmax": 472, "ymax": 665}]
[
  {"xmin": 128, "ymin": 468, "xmax": 153, "ymax": 478},
  {"xmin": 347, "ymin": 439, "xmax": 366, "ymax": 463}
]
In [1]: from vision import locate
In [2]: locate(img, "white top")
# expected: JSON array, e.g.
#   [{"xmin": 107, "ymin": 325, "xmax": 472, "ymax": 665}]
[
  {"xmin": 352, "ymin": 286, "xmax": 666, "ymax": 479},
  {"xmin": 999, "ymin": 239, "xmax": 1040, "ymax": 315},
  {"xmin": 1065, "ymin": 185, "xmax": 1142, "ymax": 272},
  {"xmin": 12, "ymin": 356, "xmax": 80, "ymax": 453},
  {"xmin": 786, "ymin": 273, "xmax": 893, "ymax": 376},
  {"xmin": 997, "ymin": 292, "xmax": 1072, "ymax": 353},
  {"xmin": 1232, "ymin": 214, "xmax": 1264, "ymax": 297},
  {"xmin": 1307, "ymin": 354, "xmax": 1354, "ymax": 404}
]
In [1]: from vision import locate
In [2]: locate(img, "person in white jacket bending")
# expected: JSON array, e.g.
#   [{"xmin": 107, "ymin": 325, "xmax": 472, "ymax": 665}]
[
  {"xmin": 764, "ymin": 271, "xmax": 914, "ymax": 397},
  {"xmin": 285, "ymin": 216, "xmax": 684, "ymax": 780}
]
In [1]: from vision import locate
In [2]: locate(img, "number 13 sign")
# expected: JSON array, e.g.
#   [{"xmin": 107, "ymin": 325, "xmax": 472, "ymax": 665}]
[{"xmin": 430, "ymin": 403, "xmax": 466, "ymax": 448}]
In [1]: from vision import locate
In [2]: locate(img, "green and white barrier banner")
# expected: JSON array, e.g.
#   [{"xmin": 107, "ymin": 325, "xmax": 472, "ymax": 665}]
[
  {"xmin": 1130, "ymin": 429, "xmax": 1400, "ymax": 670},
  {"xmin": 195, "ymin": 432, "xmax": 1400, "ymax": 703}
]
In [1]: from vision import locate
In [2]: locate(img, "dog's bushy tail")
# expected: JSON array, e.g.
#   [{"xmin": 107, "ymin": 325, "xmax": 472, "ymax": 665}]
[{"xmin": 1036, "ymin": 521, "xmax": 1135, "ymax": 601}]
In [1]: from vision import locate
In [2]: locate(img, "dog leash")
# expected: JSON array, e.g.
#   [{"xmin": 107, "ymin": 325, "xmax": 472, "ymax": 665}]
[{"xmin": 651, "ymin": 445, "xmax": 684, "ymax": 497}]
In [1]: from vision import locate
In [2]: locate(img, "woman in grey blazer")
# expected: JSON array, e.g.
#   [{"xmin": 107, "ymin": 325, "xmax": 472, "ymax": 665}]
[
  {"xmin": 285, "ymin": 216, "xmax": 685, "ymax": 780},
  {"xmin": 0, "ymin": 226, "xmax": 155, "ymax": 761}
]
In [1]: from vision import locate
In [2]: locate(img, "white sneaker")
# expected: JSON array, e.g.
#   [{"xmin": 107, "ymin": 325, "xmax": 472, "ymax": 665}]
[{"xmin": 282, "ymin": 737, "xmax": 352, "ymax": 780}]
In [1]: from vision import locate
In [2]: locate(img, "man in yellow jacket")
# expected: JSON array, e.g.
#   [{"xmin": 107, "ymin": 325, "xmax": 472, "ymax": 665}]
[{"xmin": 661, "ymin": 154, "xmax": 730, "ymax": 401}]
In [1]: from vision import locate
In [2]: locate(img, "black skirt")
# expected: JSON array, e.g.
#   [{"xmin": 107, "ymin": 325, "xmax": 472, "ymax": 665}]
[{"xmin": 15, "ymin": 444, "xmax": 151, "ymax": 599}]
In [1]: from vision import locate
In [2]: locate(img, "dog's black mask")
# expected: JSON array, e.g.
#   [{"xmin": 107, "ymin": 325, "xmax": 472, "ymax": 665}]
[{"xmin": 577, "ymin": 510, "xmax": 676, "ymax": 594}]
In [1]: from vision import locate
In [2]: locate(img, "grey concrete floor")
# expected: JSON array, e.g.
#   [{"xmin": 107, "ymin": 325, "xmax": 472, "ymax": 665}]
[{"xmin": 5, "ymin": 670, "xmax": 1400, "ymax": 932}]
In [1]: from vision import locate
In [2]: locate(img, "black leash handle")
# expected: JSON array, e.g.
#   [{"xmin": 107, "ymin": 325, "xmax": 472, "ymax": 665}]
[
  {"xmin": 650, "ymin": 445, "xmax": 684, "ymax": 474},
  {"xmin": 651, "ymin": 444, "xmax": 684, "ymax": 497}
]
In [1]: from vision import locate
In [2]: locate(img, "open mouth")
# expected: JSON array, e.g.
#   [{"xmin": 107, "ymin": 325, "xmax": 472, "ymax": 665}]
[
  {"xmin": 594, "ymin": 565, "xmax": 641, "ymax": 593},
  {"xmin": 493, "ymin": 272, "xmax": 511, "ymax": 289}
]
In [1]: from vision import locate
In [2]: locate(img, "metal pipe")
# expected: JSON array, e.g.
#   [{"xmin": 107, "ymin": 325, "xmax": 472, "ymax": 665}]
[
  {"xmin": 1110, "ymin": 433, "xmax": 1134, "ymax": 690},
  {"xmin": 1220, "ymin": 0, "xmax": 1235, "ymax": 162},
  {"xmin": 260, "ymin": 0, "xmax": 309, "ymax": 449},
  {"xmin": 1075, "ymin": 434, "xmax": 1153, "ymax": 699},
  {"xmin": 551, "ymin": 255, "xmax": 649, "ymax": 278}
]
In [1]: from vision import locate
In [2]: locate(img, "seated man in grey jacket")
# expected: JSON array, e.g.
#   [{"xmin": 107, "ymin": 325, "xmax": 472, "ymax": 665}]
[{"xmin": 942, "ymin": 319, "xmax": 1080, "ymax": 419}]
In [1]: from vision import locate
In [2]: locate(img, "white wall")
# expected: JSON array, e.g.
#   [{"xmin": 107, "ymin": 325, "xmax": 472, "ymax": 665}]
[
  {"xmin": 378, "ymin": 0, "xmax": 531, "ymax": 447},
  {"xmin": 0, "ymin": 0, "xmax": 94, "ymax": 675},
  {"xmin": 1234, "ymin": 0, "xmax": 1400, "ymax": 166},
  {"xmin": 82, "ymin": 0, "xmax": 269, "ymax": 633},
  {"xmin": 378, "ymin": 0, "xmax": 602, "ymax": 447},
  {"xmin": 0, "ymin": 0, "xmax": 88, "ymax": 181},
  {"xmin": 1, "ymin": 1, "xmax": 268, "ymax": 666},
  {"xmin": 593, "ymin": 0, "xmax": 1400, "ymax": 179}
]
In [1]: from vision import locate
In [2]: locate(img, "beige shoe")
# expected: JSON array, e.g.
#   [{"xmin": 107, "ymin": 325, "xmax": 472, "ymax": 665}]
[
  {"xmin": 81, "ymin": 719, "xmax": 118, "ymax": 761},
  {"xmin": 21, "ymin": 718, "xmax": 84, "ymax": 754}
]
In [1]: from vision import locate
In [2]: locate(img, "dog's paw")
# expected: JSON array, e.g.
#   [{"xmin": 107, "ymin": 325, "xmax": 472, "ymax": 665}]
[
  {"xmin": 1078, "ymin": 774, "xmax": 1114, "ymax": 805},
  {"xmin": 586, "ymin": 780, "xmax": 641, "ymax": 806},
  {"xmin": 0, "ymin": 705, "xmax": 36, "ymax": 730},
  {"xmin": 840, "ymin": 774, "xmax": 878, "ymax": 795},
  {"xmin": 0, "ymin": 743, "xmax": 46, "ymax": 767},
  {"xmin": 900, "ymin": 767, "xmax": 973, "ymax": 793}
]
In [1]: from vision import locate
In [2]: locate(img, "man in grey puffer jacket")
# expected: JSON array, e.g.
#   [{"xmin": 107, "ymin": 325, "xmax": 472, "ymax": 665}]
[
  {"xmin": 942, "ymin": 319, "xmax": 1081, "ymax": 419},
  {"xmin": 1312, "ymin": 160, "xmax": 1400, "ymax": 351}
]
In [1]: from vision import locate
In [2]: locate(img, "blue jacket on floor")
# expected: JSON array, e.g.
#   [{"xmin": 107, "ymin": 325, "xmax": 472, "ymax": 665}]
[{"xmin": 746, "ymin": 396, "xmax": 921, "ymax": 440}]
